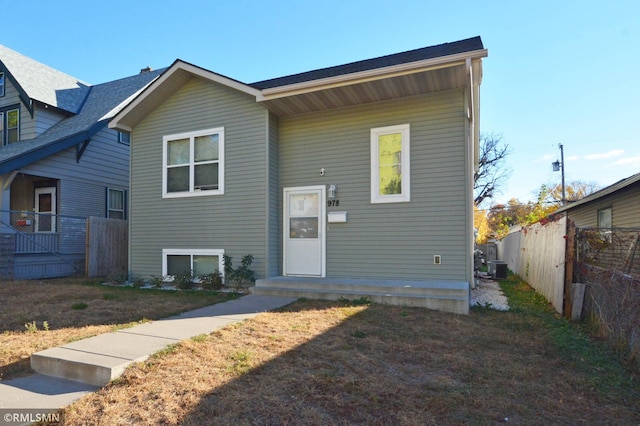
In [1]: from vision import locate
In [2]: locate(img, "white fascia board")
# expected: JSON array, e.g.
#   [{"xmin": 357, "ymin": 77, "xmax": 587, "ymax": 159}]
[{"xmin": 257, "ymin": 49, "xmax": 488, "ymax": 102}]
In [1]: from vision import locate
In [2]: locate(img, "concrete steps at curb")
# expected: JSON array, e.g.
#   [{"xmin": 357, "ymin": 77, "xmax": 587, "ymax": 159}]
[
  {"xmin": 30, "ymin": 295, "xmax": 297, "ymax": 387},
  {"xmin": 253, "ymin": 277, "xmax": 469, "ymax": 314}
]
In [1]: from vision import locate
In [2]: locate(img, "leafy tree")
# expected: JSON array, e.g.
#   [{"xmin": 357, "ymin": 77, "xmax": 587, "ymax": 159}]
[{"xmin": 474, "ymin": 133, "xmax": 511, "ymax": 206}]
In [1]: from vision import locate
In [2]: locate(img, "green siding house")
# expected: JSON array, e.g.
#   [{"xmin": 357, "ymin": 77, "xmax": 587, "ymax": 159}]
[{"xmin": 110, "ymin": 36, "xmax": 488, "ymax": 314}]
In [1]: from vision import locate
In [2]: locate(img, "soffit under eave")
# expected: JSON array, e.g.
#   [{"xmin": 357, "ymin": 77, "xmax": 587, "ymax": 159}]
[{"xmin": 261, "ymin": 64, "xmax": 469, "ymax": 117}]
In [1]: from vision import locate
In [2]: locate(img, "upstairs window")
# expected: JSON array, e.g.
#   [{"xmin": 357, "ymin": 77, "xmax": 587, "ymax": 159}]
[
  {"xmin": 0, "ymin": 72, "xmax": 4, "ymax": 97},
  {"xmin": 0, "ymin": 107, "xmax": 20, "ymax": 145},
  {"xmin": 107, "ymin": 188, "xmax": 126, "ymax": 219},
  {"xmin": 370, "ymin": 124, "xmax": 410, "ymax": 203},
  {"xmin": 163, "ymin": 127, "xmax": 224, "ymax": 198}
]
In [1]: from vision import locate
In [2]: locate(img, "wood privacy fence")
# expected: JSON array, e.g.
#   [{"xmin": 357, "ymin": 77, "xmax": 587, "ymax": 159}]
[
  {"xmin": 86, "ymin": 217, "xmax": 128, "ymax": 277},
  {"xmin": 497, "ymin": 215, "xmax": 567, "ymax": 313}
]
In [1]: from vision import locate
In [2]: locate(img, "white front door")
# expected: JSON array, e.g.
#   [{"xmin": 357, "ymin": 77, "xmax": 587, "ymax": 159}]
[
  {"xmin": 283, "ymin": 186, "xmax": 325, "ymax": 276},
  {"xmin": 35, "ymin": 187, "xmax": 56, "ymax": 232}
]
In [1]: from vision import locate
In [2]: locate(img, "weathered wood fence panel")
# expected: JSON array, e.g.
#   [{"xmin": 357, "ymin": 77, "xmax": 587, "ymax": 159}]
[
  {"xmin": 86, "ymin": 217, "xmax": 128, "ymax": 278},
  {"xmin": 497, "ymin": 216, "xmax": 567, "ymax": 313}
]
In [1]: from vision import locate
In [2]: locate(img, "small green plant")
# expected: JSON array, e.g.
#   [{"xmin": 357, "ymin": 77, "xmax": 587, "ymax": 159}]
[
  {"xmin": 174, "ymin": 270, "xmax": 194, "ymax": 290},
  {"xmin": 43, "ymin": 321, "xmax": 49, "ymax": 331},
  {"xmin": 191, "ymin": 334, "xmax": 208, "ymax": 343},
  {"xmin": 228, "ymin": 349, "xmax": 253, "ymax": 375},
  {"xmin": 72, "ymin": 302, "xmax": 88, "ymax": 310},
  {"xmin": 150, "ymin": 276, "xmax": 164, "ymax": 288},
  {"xmin": 24, "ymin": 321, "xmax": 38, "ymax": 333},
  {"xmin": 199, "ymin": 270, "xmax": 223, "ymax": 291},
  {"xmin": 103, "ymin": 293, "xmax": 118, "ymax": 300},
  {"xmin": 223, "ymin": 254, "xmax": 255, "ymax": 290},
  {"xmin": 351, "ymin": 329, "xmax": 367, "ymax": 338}
]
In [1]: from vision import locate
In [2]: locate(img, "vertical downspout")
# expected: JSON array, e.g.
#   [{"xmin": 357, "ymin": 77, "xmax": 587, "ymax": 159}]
[{"xmin": 465, "ymin": 58, "xmax": 476, "ymax": 296}]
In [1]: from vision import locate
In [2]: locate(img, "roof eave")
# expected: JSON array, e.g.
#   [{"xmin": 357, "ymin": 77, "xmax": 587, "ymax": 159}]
[
  {"xmin": 555, "ymin": 171, "xmax": 640, "ymax": 213},
  {"xmin": 110, "ymin": 61, "xmax": 261, "ymax": 132},
  {"xmin": 257, "ymin": 48, "xmax": 488, "ymax": 102}
]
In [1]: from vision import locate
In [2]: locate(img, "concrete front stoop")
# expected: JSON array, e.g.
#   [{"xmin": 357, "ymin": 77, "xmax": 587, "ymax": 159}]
[{"xmin": 252, "ymin": 277, "xmax": 470, "ymax": 315}]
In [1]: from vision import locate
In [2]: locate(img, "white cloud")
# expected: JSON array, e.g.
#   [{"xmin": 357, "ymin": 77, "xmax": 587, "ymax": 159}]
[
  {"xmin": 610, "ymin": 156, "xmax": 640, "ymax": 166},
  {"xmin": 584, "ymin": 149, "xmax": 625, "ymax": 160}
]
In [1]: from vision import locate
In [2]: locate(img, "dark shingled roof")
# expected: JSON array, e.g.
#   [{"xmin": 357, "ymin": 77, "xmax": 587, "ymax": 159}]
[{"xmin": 250, "ymin": 36, "xmax": 484, "ymax": 90}]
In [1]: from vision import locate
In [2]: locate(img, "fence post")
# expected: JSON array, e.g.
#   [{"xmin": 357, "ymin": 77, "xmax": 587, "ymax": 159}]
[{"xmin": 563, "ymin": 218, "xmax": 576, "ymax": 318}]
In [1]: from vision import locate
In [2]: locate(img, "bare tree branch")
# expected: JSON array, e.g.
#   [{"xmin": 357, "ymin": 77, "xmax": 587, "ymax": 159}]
[{"xmin": 474, "ymin": 133, "xmax": 511, "ymax": 206}]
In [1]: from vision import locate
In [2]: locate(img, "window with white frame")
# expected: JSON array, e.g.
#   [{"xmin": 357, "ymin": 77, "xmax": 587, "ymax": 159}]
[
  {"xmin": 107, "ymin": 188, "xmax": 126, "ymax": 219},
  {"xmin": 597, "ymin": 207, "xmax": 612, "ymax": 228},
  {"xmin": 0, "ymin": 72, "xmax": 5, "ymax": 97},
  {"xmin": 370, "ymin": 124, "xmax": 410, "ymax": 203},
  {"xmin": 118, "ymin": 131, "xmax": 130, "ymax": 145},
  {"xmin": 162, "ymin": 249, "xmax": 224, "ymax": 281},
  {"xmin": 163, "ymin": 127, "xmax": 224, "ymax": 198}
]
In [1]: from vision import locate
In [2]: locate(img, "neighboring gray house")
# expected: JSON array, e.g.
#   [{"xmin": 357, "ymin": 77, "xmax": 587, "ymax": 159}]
[
  {"xmin": 0, "ymin": 45, "xmax": 163, "ymax": 279},
  {"xmin": 110, "ymin": 36, "xmax": 488, "ymax": 314},
  {"xmin": 554, "ymin": 171, "xmax": 640, "ymax": 228}
]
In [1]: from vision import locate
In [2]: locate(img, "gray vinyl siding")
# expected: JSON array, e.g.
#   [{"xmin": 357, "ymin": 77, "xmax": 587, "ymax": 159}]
[
  {"xmin": 266, "ymin": 112, "xmax": 280, "ymax": 276},
  {"xmin": 21, "ymin": 126, "xmax": 130, "ymax": 217},
  {"xmin": 279, "ymin": 89, "xmax": 469, "ymax": 281},
  {"xmin": 129, "ymin": 76, "xmax": 269, "ymax": 279},
  {"xmin": 567, "ymin": 183, "xmax": 640, "ymax": 228},
  {"xmin": 32, "ymin": 106, "xmax": 66, "ymax": 138}
]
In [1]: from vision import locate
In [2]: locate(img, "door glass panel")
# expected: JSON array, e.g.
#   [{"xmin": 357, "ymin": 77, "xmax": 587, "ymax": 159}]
[
  {"xmin": 37, "ymin": 193, "xmax": 53, "ymax": 232},
  {"xmin": 290, "ymin": 217, "xmax": 318, "ymax": 239},
  {"xmin": 289, "ymin": 194, "xmax": 318, "ymax": 216}
]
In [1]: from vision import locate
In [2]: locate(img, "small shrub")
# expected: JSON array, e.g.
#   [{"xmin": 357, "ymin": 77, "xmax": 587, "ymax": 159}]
[
  {"xmin": 150, "ymin": 276, "xmax": 164, "ymax": 288},
  {"xmin": 132, "ymin": 277, "xmax": 145, "ymax": 288},
  {"xmin": 72, "ymin": 302, "xmax": 88, "ymax": 310},
  {"xmin": 199, "ymin": 270, "xmax": 223, "ymax": 291},
  {"xmin": 223, "ymin": 254, "xmax": 256, "ymax": 291},
  {"xmin": 174, "ymin": 270, "xmax": 194, "ymax": 290}
]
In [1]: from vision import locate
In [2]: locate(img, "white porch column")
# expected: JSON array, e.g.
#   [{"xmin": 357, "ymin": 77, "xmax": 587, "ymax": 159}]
[{"xmin": 0, "ymin": 172, "xmax": 17, "ymax": 232}]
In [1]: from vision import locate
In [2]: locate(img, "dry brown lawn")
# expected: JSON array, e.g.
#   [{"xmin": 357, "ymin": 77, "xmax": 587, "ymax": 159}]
[
  {"xmin": 57, "ymin": 277, "xmax": 640, "ymax": 425},
  {"xmin": 0, "ymin": 278, "xmax": 237, "ymax": 381}
]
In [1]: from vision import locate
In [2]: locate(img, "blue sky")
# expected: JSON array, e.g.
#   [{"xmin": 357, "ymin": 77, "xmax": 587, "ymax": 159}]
[{"xmin": 3, "ymin": 1, "xmax": 639, "ymax": 205}]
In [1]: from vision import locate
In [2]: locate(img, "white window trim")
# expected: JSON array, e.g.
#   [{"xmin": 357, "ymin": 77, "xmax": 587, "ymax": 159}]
[
  {"xmin": 0, "ymin": 72, "xmax": 4, "ymax": 97},
  {"xmin": 162, "ymin": 248, "xmax": 225, "ymax": 282},
  {"xmin": 370, "ymin": 123, "xmax": 411, "ymax": 203},
  {"xmin": 162, "ymin": 127, "xmax": 225, "ymax": 198}
]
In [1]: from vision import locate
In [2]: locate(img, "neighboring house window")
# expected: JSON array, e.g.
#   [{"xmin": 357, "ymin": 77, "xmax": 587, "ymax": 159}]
[
  {"xmin": 162, "ymin": 249, "xmax": 224, "ymax": 281},
  {"xmin": 597, "ymin": 207, "xmax": 612, "ymax": 242},
  {"xmin": 370, "ymin": 124, "xmax": 410, "ymax": 203},
  {"xmin": 118, "ymin": 131, "xmax": 130, "ymax": 145},
  {"xmin": 107, "ymin": 188, "xmax": 126, "ymax": 219},
  {"xmin": 163, "ymin": 127, "xmax": 224, "ymax": 198},
  {"xmin": 0, "ymin": 72, "xmax": 4, "ymax": 97},
  {"xmin": 597, "ymin": 207, "xmax": 612, "ymax": 228},
  {"xmin": 0, "ymin": 107, "xmax": 20, "ymax": 145}
]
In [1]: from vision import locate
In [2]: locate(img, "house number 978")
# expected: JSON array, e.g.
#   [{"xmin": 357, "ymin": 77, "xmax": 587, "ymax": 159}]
[{"xmin": 327, "ymin": 200, "xmax": 340, "ymax": 207}]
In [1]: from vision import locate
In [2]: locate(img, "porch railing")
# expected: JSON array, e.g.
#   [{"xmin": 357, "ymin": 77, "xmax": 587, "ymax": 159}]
[{"xmin": 15, "ymin": 232, "xmax": 59, "ymax": 254}]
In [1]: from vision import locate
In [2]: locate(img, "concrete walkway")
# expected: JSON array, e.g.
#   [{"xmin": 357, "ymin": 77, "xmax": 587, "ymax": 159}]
[{"xmin": 0, "ymin": 294, "xmax": 297, "ymax": 412}]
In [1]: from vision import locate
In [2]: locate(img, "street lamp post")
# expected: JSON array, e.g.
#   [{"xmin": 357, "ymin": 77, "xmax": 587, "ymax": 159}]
[{"xmin": 552, "ymin": 143, "xmax": 566, "ymax": 206}]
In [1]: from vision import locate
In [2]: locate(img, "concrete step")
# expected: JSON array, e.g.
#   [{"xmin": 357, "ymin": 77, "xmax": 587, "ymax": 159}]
[{"xmin": 253, "ymin": 277, "xmax": 469, "ymax": 314}]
